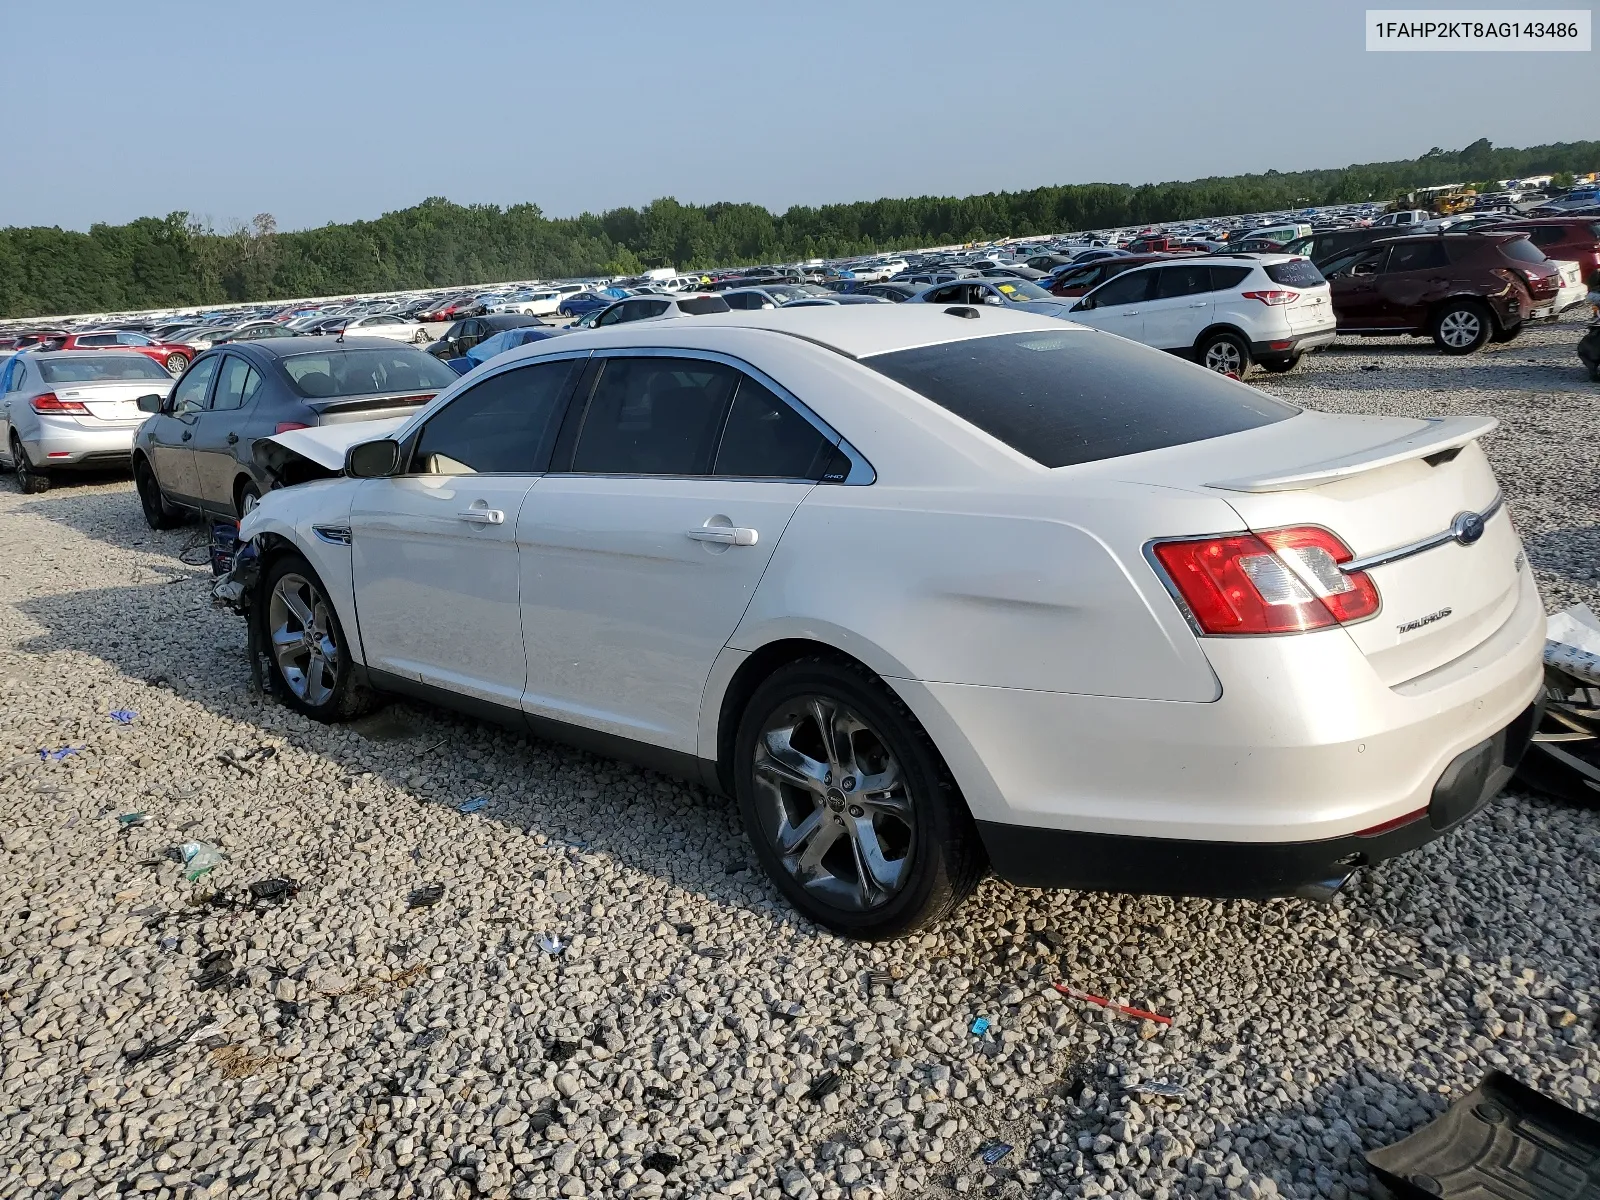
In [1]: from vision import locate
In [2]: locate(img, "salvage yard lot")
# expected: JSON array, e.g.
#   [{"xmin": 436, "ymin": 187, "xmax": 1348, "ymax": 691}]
[{"xmin": 2, "ymin": 322, "xmax": 1597, "ymax": 1200}]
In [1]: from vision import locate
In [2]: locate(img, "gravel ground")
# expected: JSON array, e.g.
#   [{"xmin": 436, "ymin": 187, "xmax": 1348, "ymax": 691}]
[{"xmin": 1, "ymin": 315, "xmax": 1596, "ymax": 1200}]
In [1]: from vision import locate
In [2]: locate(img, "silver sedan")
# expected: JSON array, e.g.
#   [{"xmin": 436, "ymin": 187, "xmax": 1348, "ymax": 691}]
[{"xmin": 0, "ymin": 351, "xmax": 174, "ymax": 493}]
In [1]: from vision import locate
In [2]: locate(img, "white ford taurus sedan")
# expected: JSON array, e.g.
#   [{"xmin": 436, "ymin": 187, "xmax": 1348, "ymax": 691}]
[{"xmin": 225, "ymin": 304, "xmax": 1544, "ymax": 938}]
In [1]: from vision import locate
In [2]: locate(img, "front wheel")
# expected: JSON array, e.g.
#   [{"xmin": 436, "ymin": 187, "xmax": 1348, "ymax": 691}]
[
  {"xmin": 236, "ymin": 480, "xmax": 261, "ymax": 517},
  {"xmin": 412, "ymin": 329, "xmax": 428, "ymax": 344},
  {"xmin": 1197, "ymin": 331, "xmax": 1251, "ymax": 377},
  {"xmin": 165, "ymin": 352, "xmax": 190, "ymax": 374},
  {"xmin": 734, "ymin": 656, "xmax": 985, "ymax": 939},
  {"xmin": 10, "ymin": 436, "xmax": 50, "ymax": 494},
  {"xmin": 135, "ymin": 458, "xmax": 183, "ymax": 529},
  {"xmin": 259, "ymin": 554, "xmax": 374, "ymax": 721},
  {"xmin": 1432, "ymin": 301, "xmax": 1491, "ymax": 355}
]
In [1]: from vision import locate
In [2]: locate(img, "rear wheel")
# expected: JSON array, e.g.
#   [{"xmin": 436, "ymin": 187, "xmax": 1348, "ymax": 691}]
[
  {"xmin": 1432, "ymin": 301, "xmax": 1491, "ymax": 354},
  {"xmin": 10, "ymin": 436, "xmax": 50, "ymax": 494},
  {"xmin": 135, "ymin": 457, "xmax": 184, "ymax": 529},
  {"xmin": 1256, "ymin": 352, "xmax": 1302, "ymax": 374},
  {"xmin": 1197, "ymin": 331, "xmax": 1251, "ymax": 377},
  {"xmin": 260, "ymin": 553, "xmax": 374, "ymax": 721},
  {"xmin": 735, "ymin": 656, "xmax": 985, "ymax": 939},
  {"xmin": 164, "ymin": 352, "xmax": 190, "ymax": 374}
]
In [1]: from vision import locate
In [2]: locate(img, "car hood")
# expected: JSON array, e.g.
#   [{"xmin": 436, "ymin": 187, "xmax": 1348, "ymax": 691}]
[{"xmin": 255, "ymin": 416, "xmax": 409, "ymax": 476}]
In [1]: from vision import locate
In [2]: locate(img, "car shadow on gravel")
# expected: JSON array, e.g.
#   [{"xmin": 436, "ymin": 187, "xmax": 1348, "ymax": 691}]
[{"xmin": 1524, "ymin": 525, "xmax": 1600, "ymax": 585}]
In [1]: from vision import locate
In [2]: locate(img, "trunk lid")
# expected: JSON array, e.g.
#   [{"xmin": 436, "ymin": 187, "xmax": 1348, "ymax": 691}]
[
  {"xmin": 1284, "ymin": 284, "xmax": 1335, "ymax": 334},
  {"xmin": 1106, "ymin": 410, "xmax": 1522, "ymax": 687},
  {"xmin": 54, "ymin": 381, "xmax": 171, "ymax": 425}
]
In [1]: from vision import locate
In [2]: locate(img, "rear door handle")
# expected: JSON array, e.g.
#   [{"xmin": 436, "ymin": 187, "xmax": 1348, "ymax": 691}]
[
  {"xmin": 1188, "ymin": 301, "xmax": 1209, "ymax": 307},
  {"xmin": 457, "ymin": 508, "xmax": 504, "ymax": 525},
  {"xmin": 687, "ymin": 526, "xmax": 758, "ymax": 546}
]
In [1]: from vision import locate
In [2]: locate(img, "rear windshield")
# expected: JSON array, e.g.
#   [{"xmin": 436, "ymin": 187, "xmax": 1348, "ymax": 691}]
[
  {"xmin": 1264, "ymin": 259, "xmax": 1326, "ymax": 287},
  {"xmin": 862, "ymin": 330, "xmax": 1297, "ymax": 469},
  {"xmin": 281, "ymin": 347, "xmax": 458, "ymax": 398},
  {"xmin": 40, "ymin": 355, "xmax": 172, "ymax": 383},
  {"xmin": 1499, "ymin": 237, "xmax": 1548, "ymax": 263},
  {"xmin": 676, "ymin": 295, "xmax": 731, "ymax": 315}
]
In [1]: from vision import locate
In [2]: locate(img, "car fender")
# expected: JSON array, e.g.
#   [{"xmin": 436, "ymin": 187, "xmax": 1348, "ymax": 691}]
[{"xmin": 238, "ymin": 480, "xmax": 367, "ymax": 667}]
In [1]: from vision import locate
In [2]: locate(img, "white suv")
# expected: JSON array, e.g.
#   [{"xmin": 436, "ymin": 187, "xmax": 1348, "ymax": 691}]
[{"xmin": 1063, "ymin": 254, "xmax": 1336, "ymax": 375}]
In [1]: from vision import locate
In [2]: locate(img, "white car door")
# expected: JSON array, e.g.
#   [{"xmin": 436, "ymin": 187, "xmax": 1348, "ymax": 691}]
[
  {"xmin": 349, "ymin": 355, "xmax": 586, "ymax": 707},
  {"xmin": 1065, "ymin": 266, "xmax": 1156, "ymax": 342},
  {"xmin": 517, "ymin": 351, "xmax": 848, "ymax": 753},
  {"xmin": 1139, "ymin": 263, "xmax": 1216, "ymax": 350}
]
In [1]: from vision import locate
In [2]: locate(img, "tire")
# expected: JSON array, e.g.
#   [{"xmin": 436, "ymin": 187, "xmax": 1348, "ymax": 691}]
[
  {"xmin": 134, "ymin": 457, "xmax": 183, "ymax": 529},
  {"xmin": 1490, "ymin": 321, "xmax": 1523, "ymax": 344},
  {"xmin": 734, "ymin": 655, "xmax": 986, "ymax": 939},
  {"xmin": 11, "ymin": 436, "xmax": 50, "ymax": 494},
  {"xmin": 258, "ymin": 553, "xmax": 374, "ymax": 722},
  {"xmin": 1197, "ymin": 331, "xmax": 1251, "ymax": 377},
  {"xmin": 164, "ymin": 352, "xmax": 190, "ymax": 374},
  {"xmin": 236, "ymin": 480, "xmax": 261, "ymax": 518},
  {"xmin": 412, "ymin": 329, "xmax": 428, "ymax": 344},
  {"xmin": 1256, "ymin": 352, "xmax": 1302, "ymax": 374},
  {"xmin": 1431, "ymin": 301, "xmax": 1491, "ymax": 355}
]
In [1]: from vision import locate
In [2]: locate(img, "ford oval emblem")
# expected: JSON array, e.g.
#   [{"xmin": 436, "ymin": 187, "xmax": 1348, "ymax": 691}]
[{"xmin": 1451, "ymin": 511, "xmax": 1487, "ymax": 546}]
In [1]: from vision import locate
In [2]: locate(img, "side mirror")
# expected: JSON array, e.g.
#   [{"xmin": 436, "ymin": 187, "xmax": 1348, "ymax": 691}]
[
  {"xmin": 136, "ymin": 393, "xmax": 164, "ymax": 414},
  {"xmin": 982, "ymin": 294, "xmax": 1005, "ymax": 307},
  {"xmin": 346, "ymin": 439, "xmax": 401, "ymax": 478}
]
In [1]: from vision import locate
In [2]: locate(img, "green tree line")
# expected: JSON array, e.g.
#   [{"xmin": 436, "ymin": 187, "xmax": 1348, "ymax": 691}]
[{"xmin": 2, "ymin": 137, "xmax": 1596, "ymax": 319}]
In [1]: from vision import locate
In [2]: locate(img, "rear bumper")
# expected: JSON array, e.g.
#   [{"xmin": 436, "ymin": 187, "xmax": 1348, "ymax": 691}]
[
  {"xmin": 976, "ymin": 700, "xmax": 1539, "ymax": 898},
  {"xmin": 1253, "ymin": 327, "xmax": 1336, "ymax": 356},
  {"xmin": 22, "ymin": 420, "xmax": 139, "ymax": 467}
]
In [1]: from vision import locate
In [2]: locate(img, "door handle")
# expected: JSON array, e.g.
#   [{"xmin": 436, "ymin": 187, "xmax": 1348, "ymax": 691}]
[
  {"xmin": 181, "ymin": 431, "xmax": 192, "ymax": 441},
  {"xmin": 457, "ymin": 508, "xmax": 504, "ymax": 525},
  {"xmin": 227, "ymin": 433, "xmax": 239, "ymax": 444},
  {"xmin": 1188, "ymin": 301, "xmax": 1209, "ymax": 307},
  {"xmin": 687, "ymin": 526, "xmax": 758, "ymax": 546}
]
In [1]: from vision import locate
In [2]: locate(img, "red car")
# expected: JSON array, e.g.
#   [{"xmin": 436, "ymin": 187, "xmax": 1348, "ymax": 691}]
[
  {"xmin": 56, "ymin": 331, "xmax": 194, "ymax": 374},
  {"xmin": 1492, "ymin": 216, "xmax": 1600, "ymax": 280}
]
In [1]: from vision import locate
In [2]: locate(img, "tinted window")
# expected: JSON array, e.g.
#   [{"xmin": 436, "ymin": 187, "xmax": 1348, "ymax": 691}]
[
  {"xmin": 1155, "ymin": 264, "xmax": 1213, "ymax": 299},
  {"xmin": 210, "ymin": 357, "xmax": 262, "ymax": 411},
  {"xmin": 572, "ymin": 356, "xmax": 739, "ymax": 475},
  {"xmin": 595, "ymin": 304, "xmax": 628, "ymax": 327},
  {"xmin": 863, "ymin": 331, "xmax": 1296, "ymax": 469},
  {"xmin": 38, "ymin": 355, "xmax": 171, "ymax": 384},
  {"xmin": 991, "ymin": 279, "xmax": 1052, "ymax": 301},
  {"xmin": 1263, "ymin": 259, "xmax": 1326, "ymax": 287},
  {"xmin": 713, "ymin": 377, "xmax": 836, "ymax": 480},
  {"xmin": 676, "ymin": 295, "xmax": 731, "ymax": 315},
  {"xmin": 1527, "ymin": 227, "xmax": 1565, "ymax": 245},
  {"xmin": 413, "ymin": 359, "xmax": 578, "ymax": 475},
  {"xmin": 1385, "ymin": 241, "xmax": 1449, "ymax": 272},
  {"xmin": 281, "ymin": 347, "xmax": 456, "ymax": 397},
  {"xmin": 1499, "ymin": 237, "xmax": 1548, "ymax": 264},
  {"xmin": 171, "ymin": 356, "xmax": 221, "ymax": 414},
  {"xmin": 1210, "ymin": 265, "xmax": 1253, "ymax": 289},
  {"xmin": 77, "ymin": 333, "xmax": 117, "ymax": 347},
  {"xmin": 1086, "ymin": 269, "xmax": 1155, "ymax": 306}
]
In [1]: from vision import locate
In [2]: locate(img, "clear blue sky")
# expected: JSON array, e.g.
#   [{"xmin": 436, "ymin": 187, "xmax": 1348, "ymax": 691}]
[{"xmin": 2, "ymin": 0, "xmax": 1591, "ymax": 232}]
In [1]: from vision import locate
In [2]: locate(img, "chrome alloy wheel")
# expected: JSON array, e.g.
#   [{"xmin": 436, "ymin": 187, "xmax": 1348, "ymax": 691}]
[
  {"xmin": 1203, "ymin": 339, "xmax": 1244, "ymax": 374},
  {"xmin": 268, "ymin": 573, "xmax": 339, "ymax": 704},
  {"xmin": 751, "ymin": 695, "xmax": 915, "ymax": 911},
  {"xmin": 1438, "ymin": 308, "xmax": 1482, "ymax": 349}
]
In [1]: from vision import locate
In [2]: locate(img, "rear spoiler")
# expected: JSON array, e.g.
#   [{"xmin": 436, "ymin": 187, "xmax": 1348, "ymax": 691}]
[{"xmin": 1206, "ymin": 415, "xmax": 1498, "ymax": 493}]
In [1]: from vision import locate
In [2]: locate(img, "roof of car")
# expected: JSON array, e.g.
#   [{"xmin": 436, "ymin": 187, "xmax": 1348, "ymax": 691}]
[
  {"xmin": 19, "ymin": 349, "xmax": 161, "ymax": 361},
  {"xmin": 215, "ymin": 335, "xmax": 413, "ymax": 359}
]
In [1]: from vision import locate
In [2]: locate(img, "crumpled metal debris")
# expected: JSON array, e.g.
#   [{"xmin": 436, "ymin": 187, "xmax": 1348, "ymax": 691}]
[
  {"xmin": 408, "ymin": 884, "xmax": 445, "ymax": 909},
  {"xmin": 537, "ymin": 933, "xmax": 568, "ymax": 955},
  {"xmin": 978, "ymin": 1140, "xmax": 1013, "ymax": 1165},
  {"xmin": 1128, "ymin": 1080, "xmax": 1190, "ymax": 1101}
]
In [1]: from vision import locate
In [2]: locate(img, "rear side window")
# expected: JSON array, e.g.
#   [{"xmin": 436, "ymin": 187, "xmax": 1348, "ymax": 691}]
[
  {"xmin": 1211, "ymin": 266, "xmax": 1253, "ymax": 289},
  {"xmin": 1385, "ymin": 242, "xmax": 1448, "ymax": 272},
  {"xmin": 862, "ymin": 331, "xmax": 1297, "ymax": 469},
  {"xmin": 676, "ymin": 295, "xmax": 731, "ymax": 315},
  {"xmin": 1155, "ymin": 264, "xmax": 1213, "ymax": 299},
  {"xmin": 572, "ymin": 357, "xmax": 739, "ymax": 475},
  {"xmin": 1086, "ymin": 269, "xmax": 1155, "ymax": 306},
  {"xmin": 1263, "ymin": 259, "xmax": 1326, "ymax": 287},
  {"xmin": 1499, "ymin": 237, "xmax": 1548, "ymax": 264},
  {"xmin": 412, "ymin": 359, "xmax": 577, "ymax": 475},
  {"xmin": 713, "ymin": 377, "xmax": 837, "ymax": 480}
]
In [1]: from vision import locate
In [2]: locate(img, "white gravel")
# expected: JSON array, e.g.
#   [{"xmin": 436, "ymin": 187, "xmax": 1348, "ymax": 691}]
[{"xmin": 1, "ymin": 314, "xmax": 1596, "ymax": 1200}]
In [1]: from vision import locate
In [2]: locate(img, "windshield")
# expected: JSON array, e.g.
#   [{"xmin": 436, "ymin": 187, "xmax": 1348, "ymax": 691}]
[
  {"xmin": 281, "ymin": 347, "xmax": 458, "ymax": 398},
  {"xmin": 863, "ymin": 330, "xmax": 1296, "ymax": 468},
  {"xmin": 39, "ymin": 355, "xmax": 173, "ymax": 383},
  {"xmin": 993, "ymin": 279, "xmax": 1053, "ymax": 302}
]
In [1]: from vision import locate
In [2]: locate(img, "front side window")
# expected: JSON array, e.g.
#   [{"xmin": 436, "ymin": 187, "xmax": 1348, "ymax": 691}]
[
  {"xmin": 571, "ymin": 356, "xmax": 739, "ymax": 475},
  {"xmin": 713, "ymin": 377, "xmax": 838, "ymax": 480},
  {"xmin": 210, "ymin": 357, "xmax": 262, "ymax": 411},
  {"xmin": 1085, "ymin": 268, "xmax": 1155, "ymax": 307},
  {"xmin": 412, "ymin": 359, "xmax": 579, "ymax": 475},
  {"xmin": 117, "ymin": 332, "xmax": 153, "ymax": 346},
  {"xmin": 171, "ymin": 355, "xmax": 221, "ymax": 414},
  {"xmin": 78, "ymin": 333, "xmax": 117, "ymax": 347}
]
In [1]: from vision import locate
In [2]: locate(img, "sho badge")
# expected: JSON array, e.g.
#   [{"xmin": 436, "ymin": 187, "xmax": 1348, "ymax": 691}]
[{"xmin": 1398, "ymin": 607, "xmax": 1452, "ymax": 634}]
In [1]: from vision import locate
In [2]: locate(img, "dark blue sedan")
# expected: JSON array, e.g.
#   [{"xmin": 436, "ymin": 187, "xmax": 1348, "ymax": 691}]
[{"xmin": 556, "ymin": 292, "xmax": 613, "ymax": 317}]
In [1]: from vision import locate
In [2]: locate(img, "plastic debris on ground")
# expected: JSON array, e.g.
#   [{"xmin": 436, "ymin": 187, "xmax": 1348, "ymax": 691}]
[
  {"xmin": 546, "ymin": 1039, "xmax": 579, "ymax": 1064},
  {"xmin": 863, "ymin": 969, "xmax": 896, "ymax": 992},
  {"xmin": 457, "ymin": 797, "xmax": 488, "ymax": 814},
  {"xmin": 1128, "ymin": 1080, "xmax": 1190, "ymax": 1102},
  {"xmin": 117, "ymin": 812, "xmax": 147, "ymax": 827},
  {"xmin": 412, "ymin": 1029, "xmax": 444, "ymax": 1049},
  {"xmin": 537, "ymin": 933, "xmax": 568, "ymax": 955},
  {"xmin": 109, "ymin": 709, "xmax": 137, "ymax": 724},
  {"xmin": 804, "ymin": 1071, "xmax": 842, "ymax": 1102},
  {"xmin": 643, "ymin": 1085, "xmax": 678, "ymax": 1104},
  {"xmin": 39, "ymin": 745, "xmax": 85, "ymax": 762},
  {"xmin": 1051, "ymin": 983, "xmax": 1173, "ymax": 1025},
  {"xmin": 978, "ymin": 1141, "xmax": 1013, "ymax": 1166},
  {"xmin": 408, "ymin": 884, "xmax": 444, "ymax": 909},
  {"xmin": 1366, "ymin": 1070, "xmax": 1600, "ymax": 1199},
  {"xmin": 1545, "ymin": 603, "xmax": 1600, "ymax": 684},
  {"xmin": 640, "ymin": 1152, "xmax": 680, "ymax": 1174},
  {"xmin": 246, "ymin": 878, "xmax": 299, "ymax": 905},
  {"xmin": 673, "ymin": 923, "xmax": 695, "ymax": 937},
  {"xmin": 194, "ymin": 950, "xmax": 238, "ymax": 992},
  {"xmin": 179, "ymin": 841, "xmax": 227, "ymax": 881},
  {"xmin": 969, "ymin": 1016, "xmax": 991, "ymax": 1036}
]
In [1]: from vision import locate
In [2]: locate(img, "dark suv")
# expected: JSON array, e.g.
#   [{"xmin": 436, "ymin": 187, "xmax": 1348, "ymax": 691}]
[
  {"xmin": 1320, "ymin": 232, "xmax": 1562, "ymax": 354},
  {"xmin": 1492, "ymin": 216, "xmax": 1600, "ymax": 282}
]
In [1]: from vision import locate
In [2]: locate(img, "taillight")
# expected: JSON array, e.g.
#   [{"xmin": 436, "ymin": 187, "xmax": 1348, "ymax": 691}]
[
  {"xmin": 1150, "ymin": 526, "xmax": 1380, "ymax": 635},
  {"xmin": 31, "ymin": 392, "xmax": 90, "ymax": 414},
  {"xmin": 275, "ymin": 421, "xmax": 311, "ymax": 434},
  {"xmin": 1240, "ymin": 290, "xmax": 1299, "ymax": 306}
]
